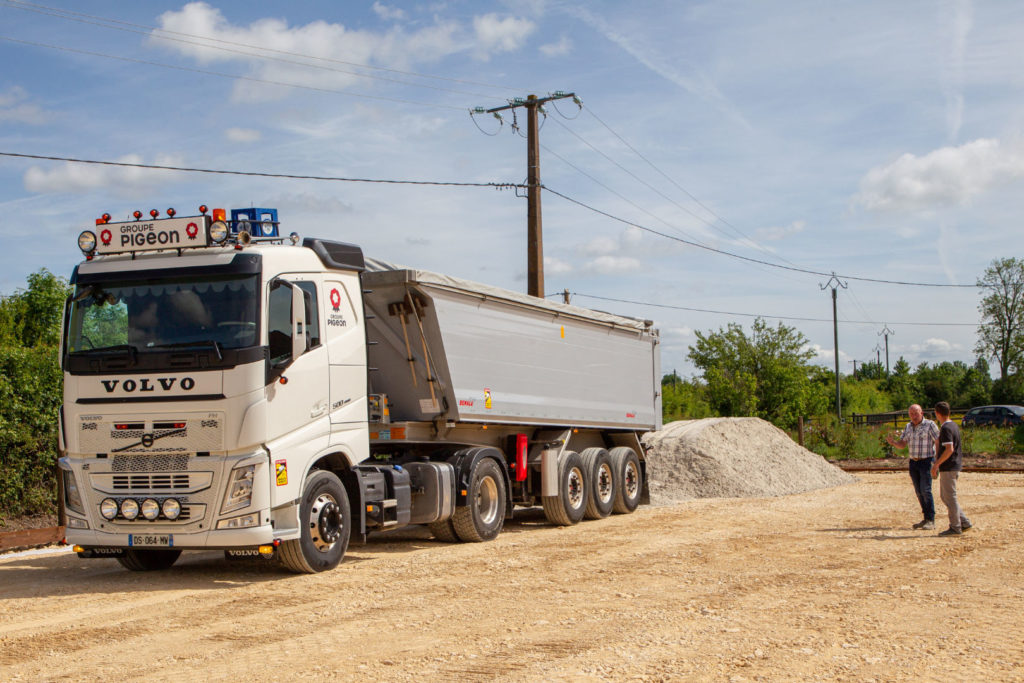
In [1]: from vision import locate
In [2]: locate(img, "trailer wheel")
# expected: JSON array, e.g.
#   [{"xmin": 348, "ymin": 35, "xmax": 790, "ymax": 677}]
[
  {"xmin": 609, "ymin": 447, "xmax": 642, "ymax": 514},
  {"xmin": 279, "ymin": 470, "xmax": 351, "ymax": 573},
  {"xmin": 428, "ymin": 519, "xmax": 460, "ymax": 543},
  {"xmin": 452, "ymin": 458, "xmax": 506, "ymax": 542},
  {"xmin": 542, "ymin": 451, "xmax": 587, "ymax": 526},
  {"xmin": 580, "ymin": 447, "xmax": 614, "ymax": 520},
  {"xmin": 116, "ymin": 548, "xmax": 181, "ymax": 571}
]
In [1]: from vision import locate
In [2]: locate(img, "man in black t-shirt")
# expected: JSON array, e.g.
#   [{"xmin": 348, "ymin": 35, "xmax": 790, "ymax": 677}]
[{"xmin": 931, "ymin": 401, "xmax": 973, "ymax": 536}]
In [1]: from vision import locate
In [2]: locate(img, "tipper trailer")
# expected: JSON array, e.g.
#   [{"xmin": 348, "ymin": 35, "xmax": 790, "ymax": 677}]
[{"xmin": 59, "ymin": 206, "xmax": 661, "ymax": 572}]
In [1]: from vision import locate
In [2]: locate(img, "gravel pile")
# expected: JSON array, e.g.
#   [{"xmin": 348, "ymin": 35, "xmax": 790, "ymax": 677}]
[{"xmin": 642, "ymin": 417, "xmax": 855, "ymax": 505}]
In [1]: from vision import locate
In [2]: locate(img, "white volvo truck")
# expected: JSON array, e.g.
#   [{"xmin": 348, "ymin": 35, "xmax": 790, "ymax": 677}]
[{"xmin": 59, "ymin": 205, "xmax": 661, "ymax": 573}]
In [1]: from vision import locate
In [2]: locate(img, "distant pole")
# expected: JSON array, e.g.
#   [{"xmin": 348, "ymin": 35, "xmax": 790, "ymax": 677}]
[
  {"xmin": 821, "ymin": 273, "xmax": 848, "ymax": 423},
  {"xmin": 879, "ymin": 324, "xmax": 895, "ymax": 376},
  {"xmin": 874, "ymin": 343, "xmax": 883, "ymax": 367},
  {"xmin": 849, "ymin": 359, "xmax": 858, "ymax": 379}
]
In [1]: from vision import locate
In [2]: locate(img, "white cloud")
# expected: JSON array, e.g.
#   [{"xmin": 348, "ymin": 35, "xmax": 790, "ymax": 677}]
[
  {"xmin": 580, "ymin": 236, "xmax": 618, "ymax": 256},
  {"xmin": 583, "ymin": 256, "xmax": 642, "ymax": 274},
  {"xmin": 372, "ymin": 2, "xmax": 406, "ymax": 22},
  {"xmin": 907, "ymin": 338, "xmax": 962, "ymax": 359},
  {"xmin": 755, "ymin": 220, "xmax": 805, "ymax": 241},
  {"xmin": 23, "ymin": 155, "xmax": 185, "ymax": 195},
  {"xmin": 152, "ymin": 3, "xmax": 530, "ymax": 101},
  {"xmin": 855, "ymin": 138, "xmax": 1024, "ymax": 211},
  {"xmin": 0, "ymin": 86, "xmax": 50, "ymax": 124},
  {"xmin": 225, "ymin": 127, "xmax": 262, "ymax": 143},
  {"xmin": 472, "ymin": 14, "xmax": 536, "ymax": 57},
  {"xmin": 540, "ymin": 35, "xmax": 572, "ymax": 57},
  {"xmin": 544, "ymin": 256, "xmax": 573, "ymax": 274},
  {"xmin": 805, "ymin": 343, "xmax": 849, "ymax": 366}
]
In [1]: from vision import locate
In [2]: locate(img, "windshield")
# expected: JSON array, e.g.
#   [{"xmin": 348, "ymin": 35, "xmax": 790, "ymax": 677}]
[{"xmin": 67, "ymin": 274, "xmax": 259, "ymax": 353}]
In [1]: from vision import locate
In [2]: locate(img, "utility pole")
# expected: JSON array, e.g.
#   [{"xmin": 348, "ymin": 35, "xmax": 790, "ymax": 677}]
[
  {"xmin": 820, "ymin": 273, "xmax": 848, "ymax": 422},
  {"xmin": 879, "ymin": 324, "xmax": 895, "ymax": 376},
  {"xmin": 477, "ymin": 92, "xmax": 578, "ymax": 298},
  {"xmin": 873, "ymin": 343, "xmax": 883, "ymax": 367},
  {"xmin": 848, "ymin": 359, "xmax": 858, "ymax": 379}
]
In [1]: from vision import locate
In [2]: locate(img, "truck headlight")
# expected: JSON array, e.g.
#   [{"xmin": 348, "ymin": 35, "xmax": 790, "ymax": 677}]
[
  {"xmin": 63, "ymin": 470, "xmax": 85, "ymax": 515},
  {"xmin": 216, "ymin": 512, "xmax": 260, "ymax": 530},
  {"xmin": 121, "ymin": 498, "xmax": 140, "ymax": 520},
  {"xmin": 221, "ymin": 464, "xmax": 255, "ymax": 514},
  {"xmin": 162, "ymin": 498, "xmax": 182, "ymax": 520},
  {"xmin": 100, "ymin": 498, "xmax": 119, "ymax": 520},
  {"xmin": 140, "ymin": 498, "xmax": 160, "ymax": 521}
]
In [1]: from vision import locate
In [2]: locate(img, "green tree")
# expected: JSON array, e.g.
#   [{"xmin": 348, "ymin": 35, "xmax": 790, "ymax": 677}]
[
  {"xmin": 661, "ymin": 374, "xmax": 715, "ymax": 422},
  {"xmin": 883, "ymin": 356, "xmax": 918, "ymax": 409},
  {"xmin": 688, "ymin": 318, "xmax": 828, "ymax": 428},
  {"xmin": 976, "ymin": 257, "xmax": 1024, "ymax": 382},
  {"xmin": 0, "ymin": 268, "xmax": 70, "ymax": 348},
  {"xmin": 0, "ymin": 269, "xmax": 69, "ymax": 517}
]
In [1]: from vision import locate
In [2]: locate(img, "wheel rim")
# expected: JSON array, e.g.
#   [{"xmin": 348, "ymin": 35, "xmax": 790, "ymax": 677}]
[
  {"xmin": 567, "ymin": 467, "xmax": 584, "ymax": 509},
  {"xmin": 309, "ymin": 493, "xmax": 342, "ymax": 552},
  {"xmin": 596, "ymin": 463, "xmax": 614, "ymax": 504},
  {"xmin": 476, "ymin": 476, "xmax": 500, "ymax": 525},
  {"xmin": 624, "ymin": 461, "xmax": 639, "ymax": 500}
]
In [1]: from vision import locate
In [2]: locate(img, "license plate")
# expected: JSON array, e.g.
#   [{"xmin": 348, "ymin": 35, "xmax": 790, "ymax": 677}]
[{"xmin": 129, "ymin": 534, "xmax": 173, "ymax": 547}]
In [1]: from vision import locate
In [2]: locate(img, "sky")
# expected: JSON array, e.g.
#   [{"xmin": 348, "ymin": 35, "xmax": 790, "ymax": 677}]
[{"xmin": 1, "ymin": 0, "xmax": 1022, "ymax": 379}]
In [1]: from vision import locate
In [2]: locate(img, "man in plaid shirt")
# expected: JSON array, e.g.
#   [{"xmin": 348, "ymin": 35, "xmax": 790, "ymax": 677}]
[{"xmin": 885, "ymin": 404, "xmax": 939, "ymax": 529}]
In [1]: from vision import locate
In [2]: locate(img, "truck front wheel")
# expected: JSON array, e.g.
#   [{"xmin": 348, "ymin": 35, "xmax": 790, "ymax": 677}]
[
  {"xmin": 542, "ymin": 451, "xmax": 587, "ymax": 526},
  {"xmin": 452, "ymin": 458, "xmax": 506, "ymax": 542},
  {"xmin": 117, "ymin": 548, "xmax": 181, "ymax": 571},
  {"xmin": 279, "ymin": 470, "xmax": 351, "ymax": 573}
]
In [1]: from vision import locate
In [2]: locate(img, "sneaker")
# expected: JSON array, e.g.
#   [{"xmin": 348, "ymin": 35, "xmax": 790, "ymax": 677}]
[
  {"xmin": 938, "ymin": 527, "xmax": 962, "ymax": 536},
  {"xmin": 919, "ymin": 521, "xmax": 935, "ymax": 530},
  {"xmin": 961, "ymin": 523, "xmax": 973, "ymax": 532},
  {"xmin": 912, "ymin": 519, "xmax": 928, "ymax": 529}
]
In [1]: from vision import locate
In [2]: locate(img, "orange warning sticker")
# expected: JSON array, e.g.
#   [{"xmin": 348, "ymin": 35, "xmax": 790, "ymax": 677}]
[{"xmin": 275, "ymin": 459, "xmax": 288, "ymax": 486}]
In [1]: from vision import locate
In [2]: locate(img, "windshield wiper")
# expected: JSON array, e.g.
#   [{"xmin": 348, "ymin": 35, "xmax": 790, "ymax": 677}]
[
  {"xmin": 152, "ymin": 340, "xmax": 224, "ymax": 361},
  {"xmin": 71, "ymin": 344, "xmax": 139, "ymax": 365}
]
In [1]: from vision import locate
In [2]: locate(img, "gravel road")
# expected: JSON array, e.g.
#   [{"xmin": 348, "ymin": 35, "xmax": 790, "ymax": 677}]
[{"xmin": 2, "ymin": 472, "xmax": 1022, "ymax": 681}]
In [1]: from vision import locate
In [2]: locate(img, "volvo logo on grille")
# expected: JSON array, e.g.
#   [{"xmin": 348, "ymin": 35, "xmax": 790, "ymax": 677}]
[
  {"xmin": 141, "ymin": 433, "xmax": 155, "ymax": 447},
  {"xmin": 100, "ymin": 377, "xmax": 196, "ymax": 393}
]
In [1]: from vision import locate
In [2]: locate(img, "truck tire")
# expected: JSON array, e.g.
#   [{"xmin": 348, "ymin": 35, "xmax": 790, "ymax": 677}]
[
  {"xmin": 279, "ymin": 470, "xmax": 351, "ymax": 573},
  {"xmin": 452, "ymin": 458, "xmax": 506, "ymax": 542},
  {"xmin": 609, "ymin": 447, "xmax": 642, "ymax": 514},
  {"xmin": 542, "ymin": 451, "xmax": 587, "ymax": 526},
  {"xmin": 428, "ymin": 519, "xmax": 460, "ymax": 543},
  {"xmin": 116, "ymin": 548, "xmax": 181, "ymax": 571},
  {"xmin": 580, "ymin": 447, "xmax": 614, "ymax": 520}
]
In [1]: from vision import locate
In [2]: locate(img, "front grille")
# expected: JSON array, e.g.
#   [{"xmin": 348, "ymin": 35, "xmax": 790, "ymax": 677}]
[
  {"xmin": 112, "ymin": 454, "xmax": 190, "ymax": 472},
  {"xmin": 112, "ymin": 473, "xmax": 191, "ymax": 490}
]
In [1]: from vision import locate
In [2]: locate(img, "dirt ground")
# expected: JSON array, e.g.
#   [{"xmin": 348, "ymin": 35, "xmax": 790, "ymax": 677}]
[{"xmin": 1, "ymin": 472, "xmax": 1022, "ymax": 682}]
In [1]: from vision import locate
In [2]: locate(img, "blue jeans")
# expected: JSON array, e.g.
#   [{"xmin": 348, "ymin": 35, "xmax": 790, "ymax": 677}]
[{"xmin": 908, "ymin": 458, "xmax": 935, "ymax": 521}]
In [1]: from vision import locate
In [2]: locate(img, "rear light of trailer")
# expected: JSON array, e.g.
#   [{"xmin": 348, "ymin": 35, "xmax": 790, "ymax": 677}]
[{"xmin": 515, "ymin": 433, "xmax": 528, "ymax": 481}]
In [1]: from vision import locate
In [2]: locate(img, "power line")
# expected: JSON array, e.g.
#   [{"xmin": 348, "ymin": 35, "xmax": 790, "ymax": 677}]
[
  {"xmin": 0, "ymin": 35, "xmax": 468, "ymax": 111},
  {"xmin": 542, "ymin": 186, "xmax": 980, "ymax": 288},
  {"xmin": 0, "ymin": 152, "xmax": 524, "ymax": 189},
  {"xmin": 569, "ymin": 292, "xmax": 978, "ymax": 327},
  {"xmin": 1, "ymin": 0, "xmax": 517, "ymax": 94}
]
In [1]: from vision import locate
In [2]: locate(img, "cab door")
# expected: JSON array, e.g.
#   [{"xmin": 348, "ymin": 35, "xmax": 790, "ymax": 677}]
[{"xmin": 265, "ymin": 275, "xmax": 330, "ymax": 441}]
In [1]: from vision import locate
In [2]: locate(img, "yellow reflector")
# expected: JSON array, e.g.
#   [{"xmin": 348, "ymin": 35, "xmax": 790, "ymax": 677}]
[
  {"xmin": 258, "ymin": 545, "xmax": 274, "ymax": 555},
  {"xmin": 73, "ymin": 545, "xmax": 85, "ymax": 553},
  {"xmin": 461, "ymin": 489, "xmax": 468, "ymax": 496},
  {"xmin": 366, "ymin": 505, "xmax": 373, "ymax": 512}
]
